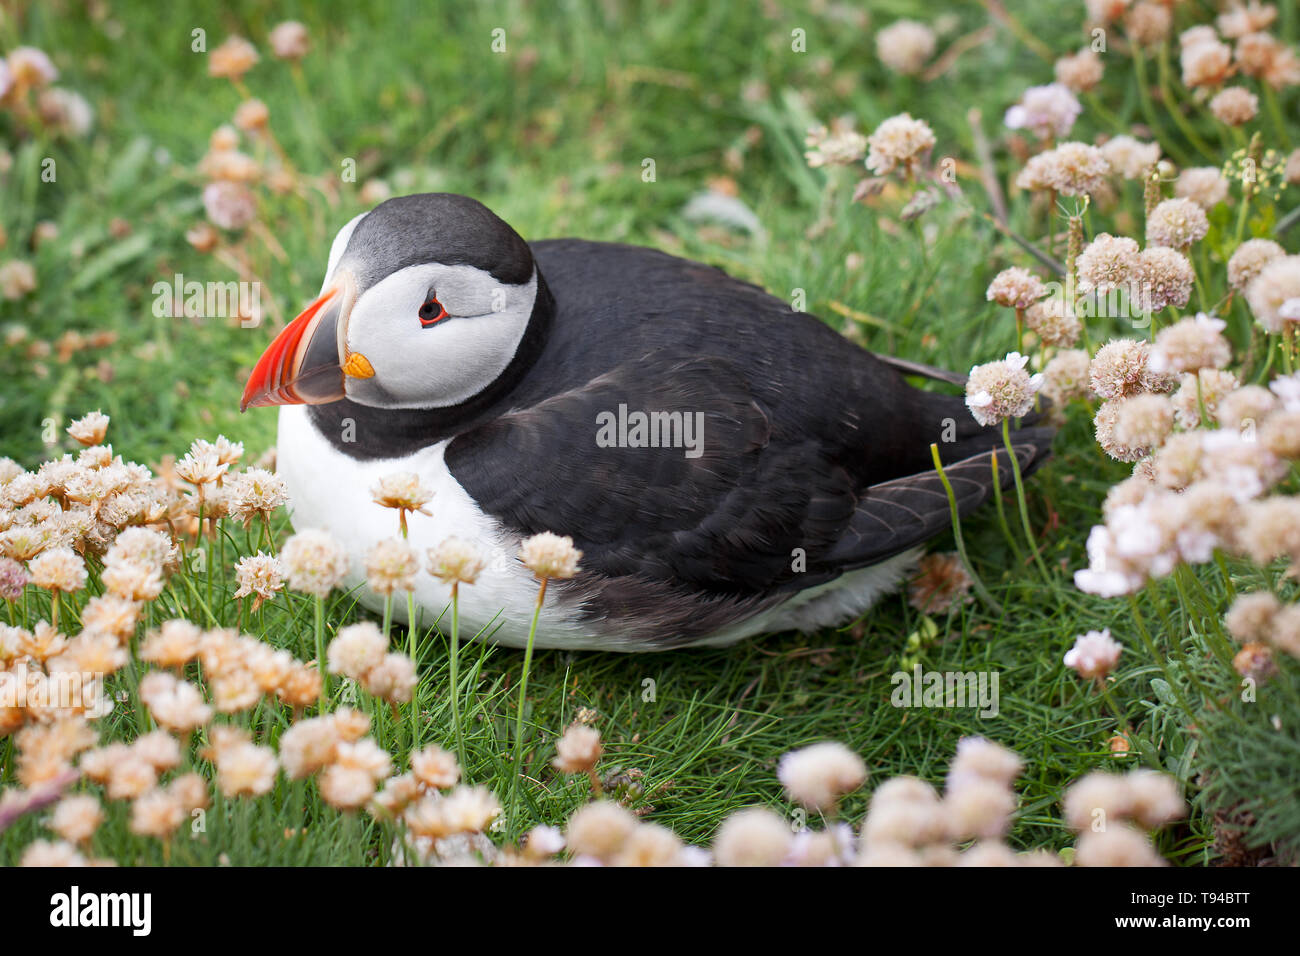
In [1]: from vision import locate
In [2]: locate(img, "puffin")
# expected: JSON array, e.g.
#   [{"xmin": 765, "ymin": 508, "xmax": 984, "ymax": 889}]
[{"xmin": 241, "ymin": 193, "xmax": 1052, "ymax": 652}]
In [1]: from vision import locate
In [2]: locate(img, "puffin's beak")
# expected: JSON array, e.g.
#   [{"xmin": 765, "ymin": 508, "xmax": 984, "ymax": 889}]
[{"xmin": 240, "ymin": 273, "xmax": 366, "ymax": 411}]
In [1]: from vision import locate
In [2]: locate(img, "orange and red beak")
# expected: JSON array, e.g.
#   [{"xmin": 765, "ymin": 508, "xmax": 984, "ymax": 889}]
[{"xmin": 240, "ymin": 273, "xmax": 370, "ymax": 411}]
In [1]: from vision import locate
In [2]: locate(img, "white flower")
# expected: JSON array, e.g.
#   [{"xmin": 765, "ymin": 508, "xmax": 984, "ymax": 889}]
[
  {"xmin": 1064, "ymin": 628, "xmax": 1123, "ymax": 679},
  {"xmin": 964, "ymin": 352, "xmax": 1043, "ymax": 426},
  {"xmin": 1004, "ymin": 83, "xmax": 1081, "ymax": 139}
]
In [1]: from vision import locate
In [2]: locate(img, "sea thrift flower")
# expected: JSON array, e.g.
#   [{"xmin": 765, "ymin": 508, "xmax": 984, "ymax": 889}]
[
  {"xmin": 1085, "ymin": 0, "xmax": 1131, "ymax": 26},
  {"xmin": 1004, "ymin": 83, "xmax": 1081, "ymax": 140},
  {"xmin": 28, "ymin": 547, "xmax": 87, "ymax": 594},
  {"xmin": 565, "ymin": 800, "xmax": 638, "ymax": 862},
  {"xmin": 327, "ymin": 622, "xmax": 387, "ymax": 681},
  {"xmin": 1099, "ymin": 135, "xmax": 1161, "ymax": 180},
  {"xmin": 864, "ymin": 114, "xmax": 935, "ymax": 178},
  {"xmin": 944, "ymin": 777, "xmax": 1016, "ymax": 841},
  {"xmin": 6, "ymin": 47, "xmax": 58, "ymax": 87},
  {"xmin": 361, "ymin": 653, "xmax": 416, "ymax": 703},
  {"xmin": 1063, "ymin": 771, "xmax": 1135, "ymax": 829},
  {"xmin": 1245, "ymin": 256, "xmax": 1300, "ymax": 333},
  {"xmin": 1112, "ymin": 394, "xmax": 1175, "ymax": 456},
  {"xmin": 432, "ymin": 785, "xmax": 501, "ymax": 835},
  {"xmin": 907, "ymin": 552, "xmax": 974, "ymax": 614},
  {"xmin": 1234, "ymin": 642, "xmax": 1276, "ymax": 681},
  {"xmin": 522, "ymin": 824, "xmax": 566, "ymax": 860},
  {"xmin": 411, "ymin": 744, "xmax": 460, "ymax": 789},
  {"xmin": 553, "ymin": 723, "xmax": 603, "ymax": 774},
  {"xmin": 1180, "ymin": 38, "xmax": 1233, "ymax": 88},
  {"xmin": 1229, "ymin": 239, "xmax": 1285, "ymax": 290},
  {"xmin": 1146, "ymin": 198, "xmax": 1210, "ymax": 249},
  {"xmin": 215, "ymin": 739, "xmax": 278, "ymax": 797},
  {"xmin": 139, "ymin": 619, "xmax": 202, "ymax": 669},
  {"xmin": 1077, "ymin": 234, "xmax": 1140, "ymax": 295},
  {"xmin": 139, "ymin": 671, "xmax": 212, "ymax": 733},
  {"xmin": 1127, "ymin": 769, "xmax": 1185, "ymax": 828},
  {"xmin": 202, "ymin": 181, "xmax": 256, "ymax": 231},
  {"xmin": 1064, "ymin": 628, "xmax": 1122, "ymax": 679},
  {"xmin": 949, "ymin": 736, "xmax": 1024, "ymax": 790},
  {"xmin": 777, "ymin": 741, "xmax": 867, "ymax": 811},
  {"xmin": 227, "ymin": 468, "xmax": 288, "ymax": 526},
  {"xmin": 0, "ymin": 261, "xmax": 37, "ymax": 300},
  {"xmin": 370, "ymin": 472, "xmax": 433, "ymax": 535},
  {"xmin": 1172, "ymin": 369, "xmax": 1239, "ymax": 428},
  {"xmin": 1016, "ymin": 142, "xmax": 1109, "ymax": 196},
  {"xmin": 66, "ymin": 411, "xmax": 109, "ymax": 446},
  {"xmin": 1174, "ymin": 167, "xmax": 1230, "ymax": 209},
  {"xmin": 1218, "ymin": 1, "xmax": 1278, "ymax": 38},
  {"xmin": 1236, "ymin": 31, "xmax": 1300, "ymax": 88},
  {"xmin": 1150, "ymin": 314, "xmax": 1231, "ymax": 373},
  {"xmin": 233, "ymin": 552, "xmax": 285, "ymax": 610},
  {"xmin": 1227, "ymin": 590, "xmax": 1279, "ymax": 642},
  {"xmin": 364, "ymin": 538, "xmax": 418, "ymax": 595},
  {"xmin": 208, "ymin": 36, "xmax": 259, "ymax": 81},
  {"xmin": 269, "ymin": 21, "xmax": 311, "ymax": 60},
  {"xmin": 80, "ymin": 594, "xmax": 140, "ymax": 640},
  {"xmin": 1260, "ymin": 410, "xmax": 1300, "ymax": 458},
  {"xmin": 1130, "ymin": 246, "xmax": 1195, "ymax": 314},
  {"xmin": 427, "ymin": 536, "xmax": 486, "ymax": 585},
  {"xmin": 965, "ymin": 352, "xmax": 1042, "ymax": 426},
  {"xmin": 1054, "ymin": 48, "xmax": 1104, "ymax": 92},
  {"xmin": 1024, "ymin": 297, "xmax": 1081, "ymax": 348},
  {"xmin": 985, "ymin": 267, "xmax": 1046, "ymax": 309},
  {"xmin": 803, "ymin": 124, "xmax": 867, "ymax": 168},
  {"xmin": 50, "ymin": 794, "xmax": 103, "ymax": 844},
  {"xmin": 875, "ymin": 20, "xmax": 935, "ymax": 76},
  {"xmin": 281, "ymin": 529, "xmax": 350, "ymax": 597},
  {"xmin": 233, "ymin": 98, "xmax": 269, "ymax": 132},
  {"xmin": 860, "ymin": 776, "xmax": 947, "ymax": 847},
  {"xmin": 1125, "ymin": 1, "xmax": 1171, "ymax": 47},
  {"xmin": 130, "ymin": 788, "xmax": 184, "ymax": 839},
  {"xmin": 19, "ymin": 840, "xmax": 85, "ymax": 867},
  {"xmin": 107, "ymin": 527, "xmax": 175, "ymax": 574},
  {"xmin": 0, "ymin": 557, "xmax": 28, "ymax": 600},
  {"xmin": 278, "ymin": 716, "xmax": 342, "ymax": 779},
  {"xmin": 1042, "ymin": 350, "xmax": 1093, "ymax": 404},
  {"xmin": 101, "ymin": 559, "xmax": 164, "ymax": 602},
  {"xmin": 1210, "ymin": 86, "xmax": 1259, "ymax": 125},
  {"xmin": 1239, "ymin": 496, "xmax": 1300, "ymax": 565},
  {"xmin": 1218, "ymin": 385, "xmax": 1279, "ymax": 431},
  {"xmin": 39, "ymin": 89, "xmax": 93, "ymax": 137},
  {"xmin": 518, "ymin": 532, "xmax": 582, "ymax": 580}
]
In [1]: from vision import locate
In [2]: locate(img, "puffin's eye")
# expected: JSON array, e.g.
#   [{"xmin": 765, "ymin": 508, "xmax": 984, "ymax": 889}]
[{"xmin": 418, "ymin": 290, "xmax": 449, "ymax": 327}]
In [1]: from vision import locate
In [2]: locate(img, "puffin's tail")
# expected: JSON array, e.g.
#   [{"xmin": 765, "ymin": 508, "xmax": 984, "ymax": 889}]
[{"xmin": 826, "ymin": 423, "xmax": 1055, "ymax": 571}]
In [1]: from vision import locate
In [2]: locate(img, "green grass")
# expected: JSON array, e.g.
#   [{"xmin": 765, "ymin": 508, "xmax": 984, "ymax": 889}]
[{"xmin": 1, "ymin": 0, "xmax": 1298, "ymax": 865}]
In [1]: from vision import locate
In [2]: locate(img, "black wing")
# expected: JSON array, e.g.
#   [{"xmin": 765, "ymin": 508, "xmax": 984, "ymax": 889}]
[{"xmin": 446, "ymin": 348, "xmax": 1052, "ymax": 598}]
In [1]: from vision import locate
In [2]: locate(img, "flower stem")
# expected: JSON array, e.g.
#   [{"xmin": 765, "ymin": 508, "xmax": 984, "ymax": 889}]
[
  {"xmin": 510, "ymin": 576, "xmax": 548, "ymax": 832},
  {"xmin": 1002, "ymin": 419, "xmax": 1052, "ymax": 582},
  {"xmin": 314, "ymin": 594, "xmax": 328, "ymax": 711},
  {"xmin": 929, "ymin": 443, "xmax": 1000, "ymax": 614},
  {"xmin": 407, "ymin": 589, "xmax": 419, "ymax": 750},
  {"xmin": 449, "ymin": 581, "xmax": 466, "ymax": 771}
]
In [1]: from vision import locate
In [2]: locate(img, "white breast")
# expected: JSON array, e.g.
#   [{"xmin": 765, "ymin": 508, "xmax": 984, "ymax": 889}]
[{"xmin": 276, "ymin": 404, "xmax": 609, "ymax": 649}]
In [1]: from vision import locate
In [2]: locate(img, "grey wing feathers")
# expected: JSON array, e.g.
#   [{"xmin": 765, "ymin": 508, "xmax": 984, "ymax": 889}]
[{"xmin": 827, "ymin": 427, "xmax": 1054, "ymax": 569}]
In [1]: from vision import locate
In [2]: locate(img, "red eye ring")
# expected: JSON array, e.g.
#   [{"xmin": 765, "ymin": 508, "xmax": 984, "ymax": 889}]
[{"xmin": 418, "ymin": 292, "xmax": 448, "ymax": 327}]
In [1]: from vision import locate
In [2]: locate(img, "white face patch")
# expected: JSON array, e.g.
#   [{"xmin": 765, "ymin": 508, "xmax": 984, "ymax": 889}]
[{"xmin": 343, "ymin": 262, "xmax": 537, "ymax": 409}]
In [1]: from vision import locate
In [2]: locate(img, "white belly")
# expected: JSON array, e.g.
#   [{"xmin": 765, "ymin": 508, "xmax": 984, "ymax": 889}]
[{"xmin": 275, "ymin": 405, "xmax": 916, "ymax": 651}]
